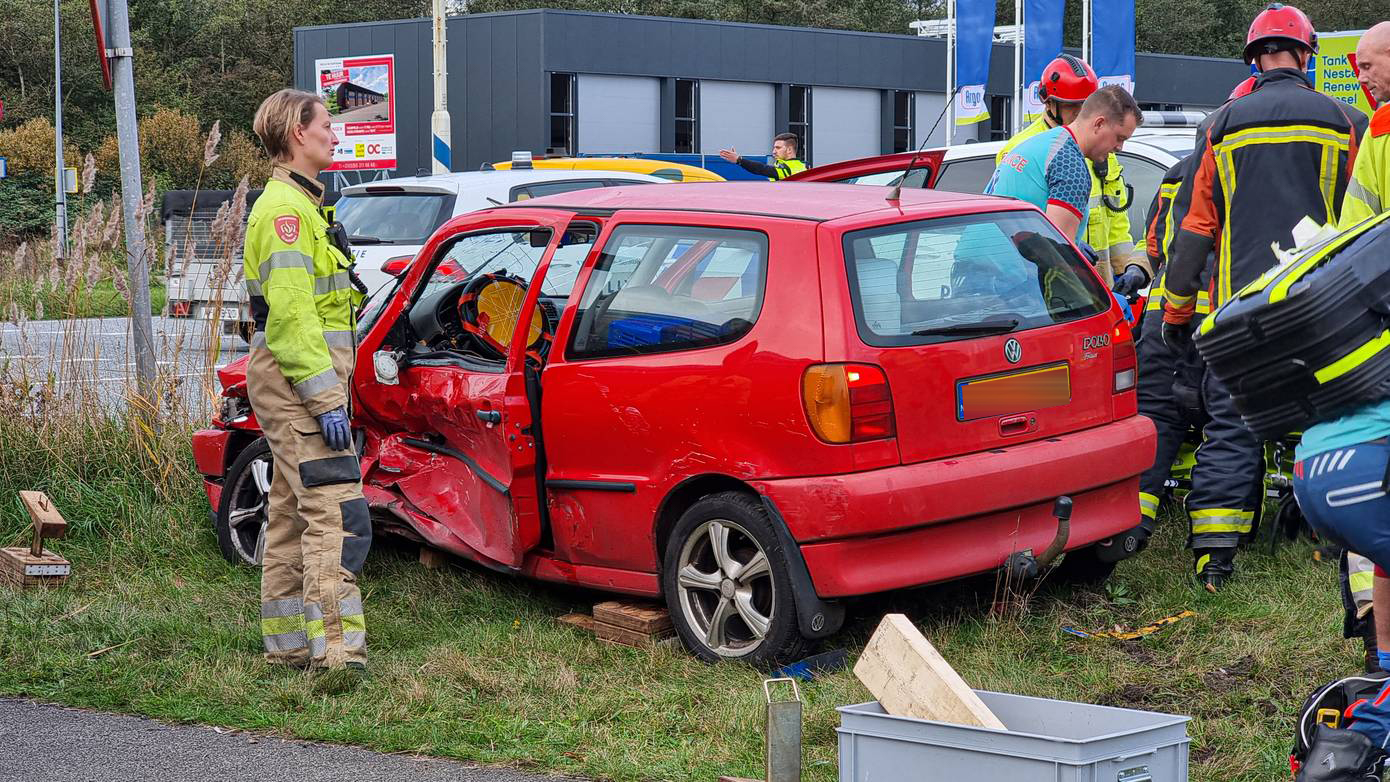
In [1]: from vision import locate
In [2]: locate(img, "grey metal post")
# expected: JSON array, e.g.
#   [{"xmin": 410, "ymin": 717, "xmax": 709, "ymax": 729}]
[
  {"xmin": 53, "ymin": 0, "xmax": 67, "ymax": 259},
  {"xmin": 107, "ymin": 0, "xmax": 156, "ymax": 401}
]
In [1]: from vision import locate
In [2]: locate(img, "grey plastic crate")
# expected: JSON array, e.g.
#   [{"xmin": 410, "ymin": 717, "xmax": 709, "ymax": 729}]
[{"xmin": 838, "ymin": 692, "xmax": 1189, "ymax": 782}]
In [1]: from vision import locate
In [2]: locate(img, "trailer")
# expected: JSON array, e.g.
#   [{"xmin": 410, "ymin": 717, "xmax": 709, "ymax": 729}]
[{"xmin": 160, "ymin": 189, "xmax": 262, "ymax": 343}]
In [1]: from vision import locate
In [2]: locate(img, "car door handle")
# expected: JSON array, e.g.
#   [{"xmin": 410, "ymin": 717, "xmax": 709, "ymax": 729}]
[{"xmin": 476, "ymin": 409, "xmax": 501, "ymax": 424}]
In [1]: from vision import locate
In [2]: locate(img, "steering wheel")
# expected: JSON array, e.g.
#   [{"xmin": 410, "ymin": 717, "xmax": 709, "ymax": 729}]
[{"xmin": 456, "ymin": 272, "xmax": 553, "ymax": 360}]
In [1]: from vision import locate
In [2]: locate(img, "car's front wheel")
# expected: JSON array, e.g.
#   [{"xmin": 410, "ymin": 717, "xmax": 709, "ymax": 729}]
[
  {"xmin": 215, "ymin": 438, "xmax": 272, "ymax": 567},
  {"xmin": 662, "ymin": 492, "xmax": 805, "ymax": 665}
]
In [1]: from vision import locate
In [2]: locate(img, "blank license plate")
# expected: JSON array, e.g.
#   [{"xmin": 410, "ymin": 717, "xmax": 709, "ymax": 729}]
[
  {"xmin": 956, "ymin": 363, "xmax": 1070, "ymax": 421},
  {"xmin": 219, "ymin": 307, "xmax": 240, "ymax": 321}
]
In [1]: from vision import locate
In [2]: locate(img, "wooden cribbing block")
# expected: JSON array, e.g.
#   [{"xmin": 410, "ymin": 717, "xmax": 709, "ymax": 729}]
[
  {"xmin": 0, "ymin": 549, "xmax": 70, "ymax": 587},
  {"xmin": 418, "ymin": 546, "xmax": 447, "ymax": 570},
  {"xmin": 558, "ymin": 613, "xmax": 598, "ymax": 632},
  {"xmin": 853, "ymin": 613, "xmax": 1005, "ymax": 729},
  {"xmin": 593, "ymin": 620, "xmax": 672, "ymax": 648},
  {"xmin": 592, "ymin": 600, "xmax": 673, "ymax": 634},
  {"xmin": 19, "ymin": 490, "xmax": 67, "ymax": 556}
]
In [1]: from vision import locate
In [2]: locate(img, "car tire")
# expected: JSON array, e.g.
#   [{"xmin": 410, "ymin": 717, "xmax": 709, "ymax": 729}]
[
  {"xmin": 1050, "ymin": 544, "xmax": 1119, "ymax": 585},
  {"xmin": 662, "ymin": 491, "xmax": 806, "ymax": 665},
  {"xmin": 215, "ymin": 437, "xmax": 273, "ymax": 567}
]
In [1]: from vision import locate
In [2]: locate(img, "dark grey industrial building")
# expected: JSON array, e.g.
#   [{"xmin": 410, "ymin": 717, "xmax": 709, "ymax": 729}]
[{"xmin": 293, "ymin": 9, "xmax": 1249, "ymax": 176}]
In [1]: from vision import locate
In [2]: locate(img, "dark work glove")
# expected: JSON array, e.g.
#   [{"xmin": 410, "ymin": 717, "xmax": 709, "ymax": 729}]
[
  {"xmin": 1112, "ymin": 265, "xmax": 1149, "ymax": 298},
  {"xmin": 1075, "ymin": 240, "xmax": 1101, "ymax": 266},
  {"xmin": 316, "ymin": 406, "xmax": 351, "ymax": 452},
  {"xmin": 1295, "ymin": 726, "xmax": 1385, "ymax": 780},
  {"xmin": 1161, "ymin": 321, "xmax": 1192, "ymax": 351}
]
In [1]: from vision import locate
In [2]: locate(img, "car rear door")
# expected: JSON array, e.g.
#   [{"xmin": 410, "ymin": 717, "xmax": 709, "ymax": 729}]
[{"xmin": 821, "ymin": 206, "xmax": 1130, "ymax": 464}]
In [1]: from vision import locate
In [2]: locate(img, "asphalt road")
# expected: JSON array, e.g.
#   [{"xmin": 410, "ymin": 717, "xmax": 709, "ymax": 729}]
[
  {"xmin": 0, "ymin": 698, "xmax": 582, "ymax": 782},
  {"xmin": 0, "ymin": 315, "xmax": 248, "ymax": 414}
]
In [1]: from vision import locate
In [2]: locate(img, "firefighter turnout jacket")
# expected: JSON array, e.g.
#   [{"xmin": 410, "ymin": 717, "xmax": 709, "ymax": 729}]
[
  {"xmin": 1340, "ymin": 104, "xmax": 1390, "ymax": 229},
  {"xmin": 243, "ymin": 165, "xmax": 370, "ymax": 670},
  {"xmin": 998, "ymin": 116, "xmax": 1148, "ymax": 284},
  {"xmin": 1163, "ymin": 67, "xmax": 1364, "ymax": 312}
]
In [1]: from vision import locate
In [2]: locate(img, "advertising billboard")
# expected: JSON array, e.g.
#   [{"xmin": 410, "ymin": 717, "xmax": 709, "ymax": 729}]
[
  {"xmin": 1314, "ymin": 31, "xmax": 1380, "ymax": 116},
  {"xmin": 314, "ymin": 54, "xmax": 397, "ymax": 171}
]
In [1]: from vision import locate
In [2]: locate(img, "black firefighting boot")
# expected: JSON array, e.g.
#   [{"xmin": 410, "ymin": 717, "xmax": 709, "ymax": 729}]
[{"xmin": 1195, "ymin": 548, "xmax": 1236, "ymax": 592}]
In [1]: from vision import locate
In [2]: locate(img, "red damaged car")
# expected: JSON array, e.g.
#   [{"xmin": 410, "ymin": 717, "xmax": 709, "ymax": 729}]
[{"xmin": 194, "ymin": 182, "xmax": 1156, "ymax": 663}]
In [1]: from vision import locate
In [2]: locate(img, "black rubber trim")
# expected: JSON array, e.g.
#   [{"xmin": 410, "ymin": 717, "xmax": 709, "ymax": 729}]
[
  {"xmin": 760, "ymin": 495, "xmax": 846, "ymax": 640},
  {"xmin": 401, "ymin": 437, "xmax": 510, "ymax": 496},
  {"xmin": 339, "ymin": 497, "xmax": 372, "ymax": 573},
  {"xmin": 546, "ymin": 479, "xmax": 637, "ymax": 492},
  {"xmin": 299, "ymin": 455, "xmax": 360, "ymax": 488}
]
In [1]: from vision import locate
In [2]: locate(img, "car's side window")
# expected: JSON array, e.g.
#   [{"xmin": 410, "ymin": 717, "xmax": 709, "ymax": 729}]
[
  {"xmin": 567, "ymin": 225, "xmax": 768, "ymax": 359},
  {"xmin": 835, "ymin": 167, "xmax": 931, "ymax": 188},
  {"xmin": 933, "ymin": 156, "xmax": 998, "ymax": 194},
  {"xmin": 510, "ymin": 180, "xmax": 609, "ymax": 201}
]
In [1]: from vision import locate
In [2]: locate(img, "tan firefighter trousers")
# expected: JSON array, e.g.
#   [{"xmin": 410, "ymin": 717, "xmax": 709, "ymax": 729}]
[{"xmin": 247, "ymin": 338, "xmax": 369, "ymax": 669}]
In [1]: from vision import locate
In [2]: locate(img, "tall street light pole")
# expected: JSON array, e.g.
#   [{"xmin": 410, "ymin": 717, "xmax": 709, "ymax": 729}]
[{"xmin": 54, "ymin": 0, "xmax": 68, "ymax": 260}]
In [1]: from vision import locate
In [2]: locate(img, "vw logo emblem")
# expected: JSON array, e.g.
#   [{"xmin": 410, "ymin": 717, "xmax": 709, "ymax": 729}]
[{"xmin": 1003, "ymin": 338, "xmax": 1022, "ymax": 364}]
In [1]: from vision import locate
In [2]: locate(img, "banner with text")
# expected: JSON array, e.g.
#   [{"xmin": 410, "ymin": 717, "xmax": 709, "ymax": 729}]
[
  {"xmin": 1091, "ymin": 0, "xmax": 1136, "ymax": 93},
  {"xmin": 1023, "ymin": 0, "xmax": 1066, "ymax": 120},
  {"xmin": 315, "ymin": 54, "xmax": 397, "ymax": 172},
  {"xmin": 1314, "ymin": 31, "xmax": 1379, "ymax": 117},
  {"xmin": 954, "ymin": 0, "xmax": 996, "ymax": 124}
]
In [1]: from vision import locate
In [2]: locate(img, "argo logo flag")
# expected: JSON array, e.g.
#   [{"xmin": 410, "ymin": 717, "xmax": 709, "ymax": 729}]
[
  {"xmin": 1092, "ymin": 0, "xmax": 1137, "ymax": 93},
  {"xmin": 1023, "ymin": 0, "xmax": 1066, "ymax": 120},
  {"xmin": 954, "ymin": 0, "xmax": 996, "ymax": 125}
]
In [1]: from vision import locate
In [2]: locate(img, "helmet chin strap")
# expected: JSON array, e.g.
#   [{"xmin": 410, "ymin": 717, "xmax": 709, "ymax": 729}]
[{"xmin": 1046, "ymin": 102, "xmax": 1066, "ymax": 129}]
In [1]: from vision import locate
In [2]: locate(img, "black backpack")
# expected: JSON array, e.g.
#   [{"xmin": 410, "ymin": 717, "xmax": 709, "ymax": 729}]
[{"xmin": 1292, "ymin": 673, "xmax": 1390, "ymax": 776}]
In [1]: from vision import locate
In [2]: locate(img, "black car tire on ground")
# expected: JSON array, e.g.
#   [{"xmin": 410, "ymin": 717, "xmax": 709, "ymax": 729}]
[
  {"xmin": 661, "ymin": 491, "xmax": 806, "ymax": 665},
  {"xmin": 215, "ymin": 437, "xmax": 273, "ymax": 567}
]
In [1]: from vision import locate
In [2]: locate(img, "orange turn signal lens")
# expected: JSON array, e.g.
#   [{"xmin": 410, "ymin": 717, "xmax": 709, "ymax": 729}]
[{"xmin": 802, "ymin": 363, "xmax": 895, "ymax": 444}]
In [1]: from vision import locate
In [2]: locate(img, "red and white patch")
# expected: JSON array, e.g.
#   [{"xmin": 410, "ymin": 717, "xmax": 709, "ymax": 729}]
[{"xmin": 274, "ymin": 215, "xmax": 300, "ymax": 245}]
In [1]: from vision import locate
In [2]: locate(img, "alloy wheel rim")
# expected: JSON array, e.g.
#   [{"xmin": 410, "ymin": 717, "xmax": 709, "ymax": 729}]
[
  {"xmin": 227, "ymin": 455, "xmax": 272, "ymax": 566},
  {"xmin": 675, "ymin": 518, "xmax": 775, "ymax": 658}
]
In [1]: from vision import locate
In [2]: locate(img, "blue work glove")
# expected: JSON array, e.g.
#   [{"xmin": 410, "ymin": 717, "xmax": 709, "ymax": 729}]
[
  {"xmin": 316, "ymin": 406, "xmax": 351, "ymax": 452},
  {"xmin": 1075, "ymin": 241, "xmax": 1101, "ymax": 266},
  {"xmin": 1111, "ymin": 265, "xmax": 1149, "ymax": 298},
  {"xmin": 1377, "ymin": 650, "xmax": 1390, "ymax": 674}
]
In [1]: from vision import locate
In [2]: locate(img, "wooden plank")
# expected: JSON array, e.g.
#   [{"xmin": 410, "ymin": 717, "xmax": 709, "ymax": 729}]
[
  {"xmin": 558, "ymin": 613, "xmax": 598, "ymax": 633},
  {"xmin": 593, "ymin": 619, "xmax": 672, "ymax": 648},
  {"xmin": 19, "ymin": 491, "xmax": 66, "ymax": 556},
  {"xmin": 853, "ymin": 613, "xmax": 1005, "ymax": 729},
  {"xmin": 592, "ymin": 600, "xmax": 672, "ymax": 634},
  {"xmin": 418, "ymin": 546, "xmax": 447, "ymax": 570}
]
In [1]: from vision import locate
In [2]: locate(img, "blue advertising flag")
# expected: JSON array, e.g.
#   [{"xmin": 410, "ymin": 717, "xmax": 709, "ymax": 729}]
[
  {"xmin": 1023, "ymin": 0, "xmax": 1065, "ymax": 119},
  {"xmin": 1092, "ymin": 0, "xmax": 1136, "ymax": 92},
  {"xmin": 954, "ymin": 0, "xmax": 995, "ymax": 124}
]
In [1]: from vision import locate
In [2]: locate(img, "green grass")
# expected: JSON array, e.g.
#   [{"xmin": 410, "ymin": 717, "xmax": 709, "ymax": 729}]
[
  {"xmin": 0, "ymin": 420, "xmax": 1361, "ymax": 781},
  {"xmin": 1, "ymin": 280, "xmax": 167, "ymax": 320}
]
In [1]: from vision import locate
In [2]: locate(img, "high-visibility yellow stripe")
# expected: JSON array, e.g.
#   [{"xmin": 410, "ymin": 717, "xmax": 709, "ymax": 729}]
[
  {"xmin": 262, "ymin": 615, "xmax": 305, "ymax": 636},
  {"xmin": 1139, "ymin": 492, "xmax": 1160, "ymax": 519},
  {"xmin": 1316, "ymin": 330, "xmax": 1390, "ymax": 384},
  {"xmin": 1196, "ymin": 554, "xmax": 1211, "ymax": 574},
  {"xmin": 1194, "ymin": 521, "xmax": 1254, "ymax": 534},
  {"xmin": 1215, "ymin": 147, "xmax": 1238, "ymax": 304},
  {"xmin": 1350, "ymin": 569, "xmax": 1375, "ymax": 597},
  {"xmin": 1191, "ymin": 508, "xmax": 1254, "ymax": 519},
  {"xmin": 1217, "ymin": 125, "xmax": 1352, "ymax": 147},
  {"xmin": 306, "ymin": 618, "xmax": 326, "ymax": 640},
  {"xmin": 342, "ymin": 614, "xmax": 366, "ymax": 634},
  {"xmin": 1268, "ymin": 212, "xmax": 1390, "ymax": 303}
]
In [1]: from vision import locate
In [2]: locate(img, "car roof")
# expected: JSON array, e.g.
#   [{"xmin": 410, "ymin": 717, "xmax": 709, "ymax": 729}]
[
  {"xmin": 340, "ymin": 168, "xmax": 667, "ymax": 198},
  {"xmin": 940, "ymin": 130, "xmax": 1192, "ymax": 165},
  {"xmin": 496, "ymin": 181, "xmax": 1018, "ymax": 222}
]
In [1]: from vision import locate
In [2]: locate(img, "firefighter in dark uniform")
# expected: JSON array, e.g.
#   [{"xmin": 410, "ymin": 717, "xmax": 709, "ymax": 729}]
[
  {"xmin": 1134, "ymin": 78, "xmax": 1254, "ymax": 546},
  {"xmin": 246, "ymin": 89, "xmax": 369, "ymax": 672},
  {"xmin": 1161, "ymin": 3, "xmax": 1365, "ymax": 591}
]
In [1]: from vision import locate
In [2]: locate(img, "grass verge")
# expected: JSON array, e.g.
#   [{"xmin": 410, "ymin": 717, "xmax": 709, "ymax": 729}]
[
  {"xmin": 2, "ymin": 280, "xmax": 168, "ymax": 320},
  {"xmin": 0, "ymin": 418, "xmax": 1361, "ymax": 781}
]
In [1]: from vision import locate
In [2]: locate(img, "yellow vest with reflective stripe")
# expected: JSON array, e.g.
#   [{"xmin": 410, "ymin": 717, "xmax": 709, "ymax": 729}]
[
  {"xmin": 772, "ymin": 158, "xmax": 807, "ymax": 180},
  {"xmin": 1340, "ymin": 107, "xmax": 1390, "ymax": 229},
  {"xmin": 243, "ymin": 177, "xmax": 364, "ymax": 391}
]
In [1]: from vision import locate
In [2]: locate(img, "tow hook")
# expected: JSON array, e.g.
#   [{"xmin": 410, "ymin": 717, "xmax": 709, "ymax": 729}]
[{"xmin": 1003, "ymin": 496, "xmax": 1073, "ymax": 580}]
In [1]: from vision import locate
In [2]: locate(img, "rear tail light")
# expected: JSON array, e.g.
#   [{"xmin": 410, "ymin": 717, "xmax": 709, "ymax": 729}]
[
  {"xmin": 1112, "ymin": 321, "xmax": 1136, "ymax": 393},
  {"xmin": 802, "ymin": 363, "xmax": 896, "ymax": 444}
]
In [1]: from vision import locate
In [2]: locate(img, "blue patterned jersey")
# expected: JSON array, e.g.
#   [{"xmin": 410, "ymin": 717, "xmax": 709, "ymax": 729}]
[{"xmin": 984, "ymin": 126, "xmax": 1091, "ymax": 241}]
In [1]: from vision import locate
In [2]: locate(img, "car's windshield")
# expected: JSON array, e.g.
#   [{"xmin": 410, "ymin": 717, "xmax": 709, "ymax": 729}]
[
  {"xmin": 335, "ymin": 191, "xmax": 457, "ymax": 244},
  {"xmin": 843, "ymin": 210, "xmax": 1112, "ymax": 346}
]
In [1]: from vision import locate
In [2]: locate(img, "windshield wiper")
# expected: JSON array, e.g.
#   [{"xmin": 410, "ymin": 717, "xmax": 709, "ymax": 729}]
[
  {"xmin": 347, "ymin": 234, "xmax": 393, "ymax": 245},
  {"xmin": 912, "ymin": 318, "xmax": 1020, "ymax": 337}
]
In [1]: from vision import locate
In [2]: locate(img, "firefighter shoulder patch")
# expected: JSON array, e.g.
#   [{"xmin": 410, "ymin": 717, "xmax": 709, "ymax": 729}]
[
  {"xmin": 1372, "ymin": 105, "xmax": 1390, "ymax": 138},
  {"xmin": 274, "ymin": 215, "xmax": 301, "ymax": 245}
]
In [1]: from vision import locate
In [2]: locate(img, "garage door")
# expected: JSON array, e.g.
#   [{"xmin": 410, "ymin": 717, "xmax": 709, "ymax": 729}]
[
  {"xmin": 916, "ymin": 92, "xmax": 948, "ymax": 148},
  {"xmin": 577, "ymin": 74, "xmax": 660, "ymax": 154},
  {"xmin": 699, "ymin": 81, "xmax": 774, "ymax": 156},
  {"xmin": 813, "ymin": 87, "xmax": 880, "ymax": 164}
]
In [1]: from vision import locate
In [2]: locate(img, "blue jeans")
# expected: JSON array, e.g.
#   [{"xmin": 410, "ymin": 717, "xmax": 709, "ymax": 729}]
[{"xmin": 1294, "ymin": 440, "xmax": 1390, "ymax": 748}]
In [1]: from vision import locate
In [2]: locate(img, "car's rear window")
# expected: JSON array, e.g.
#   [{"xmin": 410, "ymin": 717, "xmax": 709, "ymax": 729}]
[
  {"xmin": 843, "ymin": 210, "xmax": 1111, "ymax": 346},
  {"xmin": 335, "ymin": 192, "xmax": 456, "ymax": 244}
]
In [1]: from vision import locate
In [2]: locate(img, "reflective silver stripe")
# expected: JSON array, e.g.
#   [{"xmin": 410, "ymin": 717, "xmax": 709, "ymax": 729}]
[
  {"xmin": 324, "ymin": 330, "xmax": 355, "ymax": 348},
  {"xmin": 258, "ymin": 250, "xmax": 315, "ymax": 282},
  {"xmin": 309, "ymin": 634, "xmax": 327, "ymax": 657},
  {"xmin": 305, "ymin": 603, "xmax": 324, "ymax": 622},
  {"xmin": 1111, "ymin": 241, "xmax": 1136, "ymax": 260},
  {"xmin": 314, "ymin": 271, "xmax": 354, "ymax": 295},
  {"xmin": 343, "ymin": 631, "xmax": 366, "ymax": 649},
  {"xmin": 245, "ymin": 279, "xmax": 263, "ymax": 296},
  {"xmin": 293, "ymin": 368, "xmax": 340, "ymax": 400},
  {"xmin": 262, "ymin": 597, "xmax": 304, "ymax": 618},
  {"xmin": 263, "ymin": 630, "xmax": 309, "ymax": 653},
  {"xmin": 338, "ymin": 597, "xmax": 364, "ymax": 617},
  {"xmin": 1348, "ymin": 177, "xmax": 1383, "ymax": 214},
  {"xmin": 251, "ymin": 332, "xmax": 267, "ymax": 349}
]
